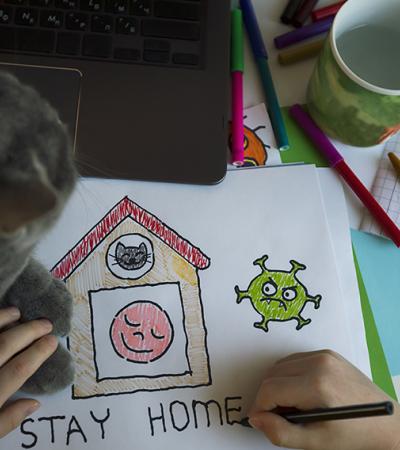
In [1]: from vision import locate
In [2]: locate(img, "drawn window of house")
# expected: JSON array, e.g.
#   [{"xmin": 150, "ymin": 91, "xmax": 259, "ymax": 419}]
[
  {"xmin": 106, "ymin": 234, "xmax": 154, "ymax": 280},
  {"xmin": 89, "ymin": 283, "xmax": 190, "ymax": 381}
]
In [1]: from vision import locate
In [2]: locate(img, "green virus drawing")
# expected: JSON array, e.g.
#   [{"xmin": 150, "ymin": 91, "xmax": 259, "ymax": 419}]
[{"xmin": 235, "ymin": 255, "xmax": 322, "ymax": 332}]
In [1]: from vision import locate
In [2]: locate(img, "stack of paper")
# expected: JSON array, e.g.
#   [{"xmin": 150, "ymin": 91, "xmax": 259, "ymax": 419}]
[{"xmin": 5, "ymin": 166, "xmax": 369, "ymax": 450}]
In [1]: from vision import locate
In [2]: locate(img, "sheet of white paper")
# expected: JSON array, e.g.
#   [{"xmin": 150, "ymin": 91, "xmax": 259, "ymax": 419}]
[
  {"xmin": 4, "ymin": 166, "xmax": 358, "ymax": 450},
  {"xmin": 317, "ymin": 169, "xmax": 371, "ymax": 377}
]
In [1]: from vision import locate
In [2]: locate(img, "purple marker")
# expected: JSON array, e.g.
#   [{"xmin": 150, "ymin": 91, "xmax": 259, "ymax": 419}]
[
  {"xmin": 289, "ymin": 104, "xmax": 343, "ymax": 167},
  {"xmin": 274, "ymin": 17, "xmax": 334, "ymax": 49}
]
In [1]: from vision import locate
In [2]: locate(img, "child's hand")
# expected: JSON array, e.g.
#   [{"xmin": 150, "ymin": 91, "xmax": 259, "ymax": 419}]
[
  {"xmin": 0, "ymin": 306, "xmax": 57, "ymax": 438},
  {"xmin": 248, "ymin": 350, "xmax": 400, "ymax": 450}
]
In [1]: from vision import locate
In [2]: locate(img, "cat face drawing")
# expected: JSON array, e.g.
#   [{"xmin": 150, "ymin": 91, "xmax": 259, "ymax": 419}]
[
  {"xmin": 114, "ymin": 242, "xmax": 150, "ymax": 271},
  {"xmin": 106, "ymin": 234, "xmax": 154, "ymax": 280}
]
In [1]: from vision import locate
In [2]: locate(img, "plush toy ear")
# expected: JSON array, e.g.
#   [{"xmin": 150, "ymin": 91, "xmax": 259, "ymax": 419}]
[{"xmin": 0, "ymin": 180, "xmax": 57, "ymax": 233}]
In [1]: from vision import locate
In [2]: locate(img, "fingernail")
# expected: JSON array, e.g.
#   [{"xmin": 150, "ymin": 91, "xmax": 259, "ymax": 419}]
[
  {"xmin": 249, "ymin": 418, "xmax": 262, "ymax": 430},
  {"xmin": 8, "ymin": 307, "xmax": 20, "ymax": 319},
  {"xmin": 39, "ymin": 319, "xmax": 53, "ymax": 332},
  {"xmin": 26, "ymin": 401, "xmax": 40, "ymax": 416}
]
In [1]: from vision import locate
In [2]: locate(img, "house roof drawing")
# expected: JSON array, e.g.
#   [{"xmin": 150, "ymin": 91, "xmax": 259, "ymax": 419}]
[{"xmin": 51, "ymin": 196, "xmax": 210, "ymax": 280}]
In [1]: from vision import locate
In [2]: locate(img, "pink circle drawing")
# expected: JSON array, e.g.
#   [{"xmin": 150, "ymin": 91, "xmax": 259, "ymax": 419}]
[{"xmin": 110, "ymin": 301, "xmax": 174, "ymax": 363}]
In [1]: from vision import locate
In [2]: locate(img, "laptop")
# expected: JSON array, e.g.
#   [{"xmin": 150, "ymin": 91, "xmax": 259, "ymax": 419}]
[{"xmin": 0, "ymin": 0, "xmax": 231, "ymax": 184}]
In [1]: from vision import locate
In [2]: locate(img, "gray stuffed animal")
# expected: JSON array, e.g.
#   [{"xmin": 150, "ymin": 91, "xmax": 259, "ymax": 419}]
[{"xmin": 0, "ymin": 71, "xmax": 77, "ymax": 393}]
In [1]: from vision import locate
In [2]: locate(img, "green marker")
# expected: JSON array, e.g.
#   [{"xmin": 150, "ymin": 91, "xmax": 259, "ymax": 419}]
[{"xmin": 231, "ymin": 9, "xmax": 245, "ymax": 73}]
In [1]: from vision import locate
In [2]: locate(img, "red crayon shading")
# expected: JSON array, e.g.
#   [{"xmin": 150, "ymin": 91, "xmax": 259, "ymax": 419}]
[
  {"xmin": 111, "ymin": 301, "xmax": 174, "ymax": 363},
  {"xmin": 52, "ymin": 197, "xmax": 210, "ymax": 280}
]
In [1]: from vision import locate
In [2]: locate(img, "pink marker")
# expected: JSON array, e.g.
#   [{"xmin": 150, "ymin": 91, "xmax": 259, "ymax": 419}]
[{"xmin": 231, "ymin": 9, "xmax": 245, "ymax": 166}]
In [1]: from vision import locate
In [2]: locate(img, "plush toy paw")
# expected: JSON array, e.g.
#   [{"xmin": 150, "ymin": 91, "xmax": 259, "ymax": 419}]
[
  {"xmin": 5, "ymin": 259, "xmax": 73, "ymax": 337},
  {"xmin": 21, "ymin": 344, "xmax": 74, "ymax": 394},
  {"xmin": 36, "ymin": 277, "xmax": 73, "ymax": 336}
]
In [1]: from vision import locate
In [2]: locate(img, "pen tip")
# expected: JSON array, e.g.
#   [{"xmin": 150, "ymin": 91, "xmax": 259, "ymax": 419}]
[
  {"xmin": 239, "ymin": 417, "xmax": 252, "ymax": 428},
  {"xmin": 385, "ymin": 402, "xmax": 394, "ymax": 416}
]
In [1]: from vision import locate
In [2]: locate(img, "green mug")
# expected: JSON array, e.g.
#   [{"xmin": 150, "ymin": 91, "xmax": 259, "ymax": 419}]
[{"xmin": 307, "ymin": 0, "xmax": 400, "ymax": 147}]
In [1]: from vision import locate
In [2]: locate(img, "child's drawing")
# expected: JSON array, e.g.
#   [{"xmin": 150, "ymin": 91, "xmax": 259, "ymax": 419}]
[
  {"xmin": 228, "ymin": 103, "xmax": 282, "ymax": 168},
  {"xmin": 110, "ymin": 300, "xmax": 174, "ymax": 364},
  {"xmin": 51, "ymin": 197, "xmax": 211, "ymax": 399},
  {"xmin": 106, "ymin": 233, "xmax": 154, "ymax": 279},
  {"xmin": 242, "ymin": 122, "xmax": 270, "ymax": 166},
  {"xmin": 235, "ymin": 255, "xmax": 321, "ymax": 332}
]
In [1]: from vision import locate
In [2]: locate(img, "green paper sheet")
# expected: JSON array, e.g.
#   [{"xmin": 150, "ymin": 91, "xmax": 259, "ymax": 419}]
[{"xmin": 280, "ymin": 107, "xmax": 328, "ymax": 167}]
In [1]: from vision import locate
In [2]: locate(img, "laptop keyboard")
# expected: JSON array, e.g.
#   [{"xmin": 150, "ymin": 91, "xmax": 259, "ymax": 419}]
[{"xmin": 0, "ymin": 0, "xmax": 205, "ymax": 67}]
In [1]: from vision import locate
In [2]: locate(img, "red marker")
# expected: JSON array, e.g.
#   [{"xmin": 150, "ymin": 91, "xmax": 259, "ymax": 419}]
[
  {"xmin": 312, "ymin": 1, "xmax": 346, "ymax": 22},
  {"xmin": 289, "ymin": 105, "xmax": 400, "ymax": 248}
]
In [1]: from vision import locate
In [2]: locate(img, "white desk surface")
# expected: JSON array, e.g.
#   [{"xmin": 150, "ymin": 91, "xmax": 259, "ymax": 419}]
[{"xmin": 234, "ymin": 0, "xmax": 384, "ymax": 229}]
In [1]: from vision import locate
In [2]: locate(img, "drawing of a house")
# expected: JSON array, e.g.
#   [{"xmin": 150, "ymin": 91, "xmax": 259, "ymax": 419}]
[{"xmin": 52, "ymin": 197, "xmax": 211, "ymax": 399}]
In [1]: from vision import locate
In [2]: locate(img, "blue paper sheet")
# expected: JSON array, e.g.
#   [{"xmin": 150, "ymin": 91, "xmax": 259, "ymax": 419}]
[{"xmin": 352, "ymin": 230, "xmax": 400, "ymax": 376}]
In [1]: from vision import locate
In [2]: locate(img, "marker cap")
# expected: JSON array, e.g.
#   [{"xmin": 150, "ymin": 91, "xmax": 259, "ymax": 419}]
[{"xmin": 231, "ymin": 9, "xmax": 244, "ymax": 72}]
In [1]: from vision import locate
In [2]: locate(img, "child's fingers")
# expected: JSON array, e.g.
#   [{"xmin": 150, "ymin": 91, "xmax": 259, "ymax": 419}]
[
  {"xmin": 0, "ymin": 399, "xmax": 40, "ymax": 438},
  {"xmin": 0, "ymin": 307, "xmax": 21, "ymax": 329},
  {"xmin": 266, "ymin": 350, "xmax": 342, "ymax": 378},
  {"xmin": 0, "ymin": 319, "xmax": 53, "ymax": 367},
  {"xmin": 249, "ymin": 412, "xmax": 313, "ymax": 450},
  {"xmin": 0, "ymin": 335, "xmax": 57, "ymax": 407},
  {"xmin": 275, "ymin": 349, "xmax": 342, "ymax": 366},
  {"xmin": 265, "ymin": 358, "xmax": 308, "ymax": 378},
  {"xmin": 251, "ymin": 375, "xmax": 331, "ymax": 414},
  {"xmin": 251, "ymin": 376, "xmax": 311, "ymax": 412}
]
